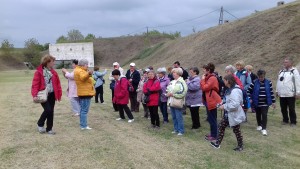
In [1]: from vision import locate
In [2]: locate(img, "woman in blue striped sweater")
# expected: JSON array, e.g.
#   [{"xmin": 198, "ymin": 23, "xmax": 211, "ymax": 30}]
[{"xmin": 247, "ymin": 69, "xmax": 276, "ymax": 136}]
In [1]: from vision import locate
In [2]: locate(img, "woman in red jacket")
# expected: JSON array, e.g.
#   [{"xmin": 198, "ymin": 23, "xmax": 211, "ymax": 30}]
[
  {"xmin": 31, "ymin": 54, "xmax": 62, "ymax": 135},
  {"xmin": 200, "ymin": 63, "xmax": 222, "ymax": 141},
  {"xmin": 112, "ymin": 69, "xmax": 134, "ymax": 123},
  {"xmin": 143, "ymin": 70, "xmax": 161, "ymax": 128}
]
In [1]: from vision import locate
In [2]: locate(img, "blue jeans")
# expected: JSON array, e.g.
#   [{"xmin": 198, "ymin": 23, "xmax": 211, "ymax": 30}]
[
  {"xmin": 79, "ymin": 97, "xmax": 91, "ymax": 128},
  {"xmin": 159, "ymin": 102, "xmax": 168, "ymax": 122},
  {"xmin": 207, "ymin": 108, "xmax": 218, "ymax": 138},
  {"xmin": 170, "ymin": 107, "xmax": 184, "ymax": 133}
]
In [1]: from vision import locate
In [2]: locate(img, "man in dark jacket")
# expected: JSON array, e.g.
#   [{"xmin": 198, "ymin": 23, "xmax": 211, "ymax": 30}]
[
  {"xmin": 173, "ymin": 61, "xmax": 189, "ymax": 80},
  {"xmin": 126, "ymin": 63, "xmax": 141, "ymax": 112}
]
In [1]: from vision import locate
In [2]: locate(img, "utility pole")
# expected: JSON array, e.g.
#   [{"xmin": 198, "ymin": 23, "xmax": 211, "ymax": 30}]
[
  {"xmin": 219, "ymin": 6, "xmax": 224, "ymax": 25},
  {"xmin": 146, "ymin": 26, "xmax": 149, "ymax": 36}
]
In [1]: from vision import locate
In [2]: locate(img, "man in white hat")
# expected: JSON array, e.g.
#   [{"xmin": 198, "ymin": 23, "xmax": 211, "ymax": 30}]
[
  {"xmin": 126, "ymin": 63, "xmax": 141, "ymax": 112},
  {"xmin": 109, "ymin": 62, "xmax": 124, "ymax": 112}
]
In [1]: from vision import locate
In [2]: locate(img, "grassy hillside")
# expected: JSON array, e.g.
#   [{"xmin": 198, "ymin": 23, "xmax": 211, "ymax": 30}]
[
  {"xmin": 130, "ymin": 1, "xmax": 300, "ymax": 81},
  {"xmin": 93, "ymin": 35, "xmax": 173, "ymax": 67}
]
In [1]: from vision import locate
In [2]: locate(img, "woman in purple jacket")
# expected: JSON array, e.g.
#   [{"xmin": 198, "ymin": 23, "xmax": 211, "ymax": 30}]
[
  {"xmin": 186, "ymin": 67, "xmax": 202, "ymax": 129},
  {"xmin": 157, "ymin": 67, "xmax": 170, "ymax": 123}
]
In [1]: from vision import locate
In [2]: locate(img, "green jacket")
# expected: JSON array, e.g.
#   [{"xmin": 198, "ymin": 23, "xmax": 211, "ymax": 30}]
[{"xmin": 167, "ymin": 77, "xmax": 187, "ymax": 99}]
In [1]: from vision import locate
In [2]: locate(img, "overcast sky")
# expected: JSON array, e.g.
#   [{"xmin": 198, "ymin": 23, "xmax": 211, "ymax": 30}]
[{"xmin": 0, "ymin": 0, "xmax": 296, "ymax": 47}]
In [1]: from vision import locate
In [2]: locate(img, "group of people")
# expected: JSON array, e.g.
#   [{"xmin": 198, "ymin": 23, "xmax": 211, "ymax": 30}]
[{"xmin": 31, "ymin": 55, "xmax": 300, "ymax": 152}]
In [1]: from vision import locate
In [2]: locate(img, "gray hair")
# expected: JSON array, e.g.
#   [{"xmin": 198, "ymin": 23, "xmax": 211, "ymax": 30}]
[
  {"xmin": 157, "ymin": 67, "xmax": 167, "ymax": 74},
  {"xmin": 78, "ymin": 59, "xmax": 89, "ymax": 66},
  {"xmin": 225, "ymin": 65, "xmax": 236, "ymax": 73},
  {"xmin": 172, "ymin": 68, "xmax": 183, "ymax": 76}
]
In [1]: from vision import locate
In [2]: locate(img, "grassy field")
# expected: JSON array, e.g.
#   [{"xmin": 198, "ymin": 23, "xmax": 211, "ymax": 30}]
[{"xmin": 0, "ymin": 70, "xmax": 299, "ymax": 169}]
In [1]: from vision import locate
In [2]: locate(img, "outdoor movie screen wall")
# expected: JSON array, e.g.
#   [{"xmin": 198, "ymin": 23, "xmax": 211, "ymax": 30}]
[{"xmin": 49, "ymin": 42, "xmax": 94, "ymax": 67}]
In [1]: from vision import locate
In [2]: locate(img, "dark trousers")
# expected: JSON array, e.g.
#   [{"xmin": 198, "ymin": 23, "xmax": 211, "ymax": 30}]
[
  {"xmin": 255, "ymin": 106, "xmax": 269, "ymax": 129},
  {"xmin": 217, "ymin": 118, "xmax": 243, "ymax": 147},
  {"xmin": 37, "ymin": 92, "xmax": 55, "ymax": 132},
  {"xmin": 159, "ymin": 102, "xmax": 168, "ymax": 122},
  {"xmin": 207, "ymin": 108, "xmax": 218, "ymax": 138},
  {"xmin": 129, "ymin": 91, "xmax": 139, "ymax": 112},
  {"xmin": 111, "ymin": 90, "xmax": 118, "ymax": 111},
  {"xmin": 95, "ymin": 85, "xmax": 104, "ymax": 103},
  {"xmin": 280, "ymin": 97, "xmax": 297, "ymax": 124},
  {"xmin": 117, "ymin": 104, "xmax": 134, "ymax": 120},
  {"xmin": 149, "ymin": 106, "xmax": 160, "ymax": 127},
  {"xmin": 143, "ymin": 103, "xmax": 149, "ymax": 117},
  {"xmin": 189, "ymin": 106, "xmax": 201, "ymax": 129}
]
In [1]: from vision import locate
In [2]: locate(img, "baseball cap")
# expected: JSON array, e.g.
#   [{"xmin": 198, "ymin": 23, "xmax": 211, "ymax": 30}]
[
  {"xmin": 113, "ymin": 62, "xmax": 119, "ymax": 66},
  {"xmin": 130, "ymin": 63, "xmax": 136, "ymax": 67}
]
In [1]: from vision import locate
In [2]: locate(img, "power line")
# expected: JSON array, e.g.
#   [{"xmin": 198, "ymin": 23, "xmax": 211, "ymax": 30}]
[
  {"xmin": 148, "ymin": 9, "xmax": 219, "ymax": 29},
  {"xmin": 224, "ymin": 9, "xmax": 239, "ymax": 19},
  {"xmin": 126, "ymin": 27, "xmax": 147, "ymax": 36}
]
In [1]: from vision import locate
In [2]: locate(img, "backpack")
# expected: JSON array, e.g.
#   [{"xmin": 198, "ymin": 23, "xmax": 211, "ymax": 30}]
[
  {"xmin": 214, "ymin": 74, "xmax": 225, "ymax": 97},
  {"xmin": 234, "ymin": 86, "xmax": 250, "ymax": 110}
]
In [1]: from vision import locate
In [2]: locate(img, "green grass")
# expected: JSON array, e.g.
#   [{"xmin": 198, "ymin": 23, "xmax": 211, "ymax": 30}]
[{"xmin": 0, "ymin": 70, "xmax": 299, "ymax": 169}]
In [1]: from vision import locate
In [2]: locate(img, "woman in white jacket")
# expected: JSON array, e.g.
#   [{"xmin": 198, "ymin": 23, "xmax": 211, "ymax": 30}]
[{"xmin": 210, "ymin": 74, "xmax": 246, "ymax": 151}]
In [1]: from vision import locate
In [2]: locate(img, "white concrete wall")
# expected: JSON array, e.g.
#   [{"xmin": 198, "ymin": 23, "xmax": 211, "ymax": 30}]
[{"xmin": 49, "ymin": 42, "xmax": 94, "ymax": 67}]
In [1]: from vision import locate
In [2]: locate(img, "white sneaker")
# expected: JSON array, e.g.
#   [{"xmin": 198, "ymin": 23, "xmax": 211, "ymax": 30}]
[
  {"xmin": 81, "ymin": 126, "xmax": 92, "ymax": 130},
  {"xmin": 261, "ymin": 129, "xmax": 267, "ymax": 136},
  {"xmin": 116, "ymin": 118, "xmax": 123, "ymax": 121},
  {"xmin": 256, "ymin": 126, "xmax": 262, "ymax": 131},
  {"xmin": 128, "ymin": 119, "xmax": 135, "ymax": 123},
  {"xmin": 74, "ymin": 113, "xmax": 80, "ymax": 116},
  {"xmin": 177, "ymin": 133, "xmax": 183, "ymax": 136},
  {"xmin": 171, "ymin": 131, "xmax": 177, "ymax": 134},
  {"xmin": 37, "ymin": 125, "xmax": 46, "ymax": 133}
]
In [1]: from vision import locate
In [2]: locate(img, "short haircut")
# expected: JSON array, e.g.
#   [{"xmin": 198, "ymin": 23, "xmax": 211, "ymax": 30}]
[
  {"xmin": 235, "ymin": 60, "xmax": 245, "ymax": 68},
  {"xmin": 172, "ymin": 68, "xmax": 183, "ymax": 76},
  {"xmin": 284, "ymin": 57, "xmax": 293, "ymax": 63},
  {"xmin": 190, "ymin": 67, "xmax": 199, "ymax": 75},
  {"xmin": 205, "ymin": 63, "xmax": 215, "ymax": 73},
  {"xmin": 112, "ymin": 69, "xmax": 120, "ymax": 76},
  {"xmin": 41, "ymin": 54, "xmax": 55, "ymax": 67},
  {"xmin": 245, "ymin": 65, "xmax": 253, "ymax": 71},
  {"xmin": 257, "ymin": 69, "xmax": 266, "ymax": 77},
  {"xmin": 94, "ymin": 66, "xmax": 99, "ymax": 71},
  {"xmin": 157, "ymin": 67, "xmax": 167, "ymax": 74},
  {"xmin": 225, "ymin": 65, "xmax": 236, "ymax": 74},
  {"xmin": 72, "ymin": 59, "xmax": 78, "ymax": 65},
  {"xmin": 224, "ymin": 74, "xmax": 236, "ymax": 88},
  {"xmin": 78, "ymin": 59, "xmax": 89, "ymax": 66},
  {"xmin": 174, "ymin": 61, "xmax": 180, "ymax": 66},
  {"xmin": 147, "ymin": 70, "xmax": 156, "ymax": 75}
]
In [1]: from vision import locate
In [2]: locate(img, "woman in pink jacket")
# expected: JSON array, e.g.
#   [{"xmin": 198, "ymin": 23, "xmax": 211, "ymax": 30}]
[
  {"xmin": 62, "ymin": 60, "xmax": 80, "ymax": 116},
  {"xmin": 112, "ymin": 69, "xmax": 134, "ymax": 123}
]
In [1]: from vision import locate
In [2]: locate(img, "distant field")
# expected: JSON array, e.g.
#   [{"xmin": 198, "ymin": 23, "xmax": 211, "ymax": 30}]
[{"xmin": 0, "ymin": 70, "xmax": 299, "ymax": 169}]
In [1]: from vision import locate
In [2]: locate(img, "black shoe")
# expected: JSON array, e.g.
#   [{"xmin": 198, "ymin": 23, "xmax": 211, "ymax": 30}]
[
  {"xmin": 233, "ymin": 146, "xmax": 243, "ymax": 151},
  {"xmin": 210, "ymin": 142, "xmax": 220, "ymax": 149},
  {"xmin": 281, "ymin": 121, "xmax": 289, "ymax": 125}
]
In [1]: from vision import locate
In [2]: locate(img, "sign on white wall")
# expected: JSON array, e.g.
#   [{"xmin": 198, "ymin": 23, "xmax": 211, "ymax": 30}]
[{"xmin": 49, "ymin": 42, "xmax": 94, "ymax": 67}]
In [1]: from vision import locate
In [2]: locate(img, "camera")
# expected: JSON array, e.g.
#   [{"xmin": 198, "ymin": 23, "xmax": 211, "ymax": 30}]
[
  {"xmin": 280, "ymin": 76, "xmax": 284, "ymax": 81},
  {"xmin": 216, "ymin": 103, "xmax": 222, "ymax": 108}
]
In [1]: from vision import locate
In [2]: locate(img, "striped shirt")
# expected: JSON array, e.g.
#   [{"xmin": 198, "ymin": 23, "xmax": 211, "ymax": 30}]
[{"xmin": 247, "ymin": 80, "xmax": 275, "ymax": 107}]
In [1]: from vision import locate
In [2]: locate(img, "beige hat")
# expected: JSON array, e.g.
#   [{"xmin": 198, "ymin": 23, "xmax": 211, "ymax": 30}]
[{"xmin": 130, "ymin": 63, "xmax": 136, "ymax": 67}]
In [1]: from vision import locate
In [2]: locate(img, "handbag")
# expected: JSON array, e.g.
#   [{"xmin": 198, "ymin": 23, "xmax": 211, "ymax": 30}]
[
  {"xmin": 143, "ymin": 94, "xmax": 150, "ymax": 104},
  {"xmin": 169, "ymin": 96, "xmax": 184, "ymax": 108},
  {"xmin": 34, "ymin": 87, "xmax": 48, "ymax": 103}
]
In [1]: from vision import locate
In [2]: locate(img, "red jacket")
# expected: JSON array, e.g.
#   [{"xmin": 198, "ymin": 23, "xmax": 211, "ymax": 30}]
[
  {"xmin": 113, "ymin": 77, "xmax": 129, "ymax": 105},
  {"xmin": 200, "ymin": 74, "xmax": 222, "ymax": 110},
  {"xmin": 143, "ymin": 78, "xmax": 161, "ymax": 106},
  {"xmin": 31, "ymin": 65, "xmax": 62, "ymax": 101}
]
